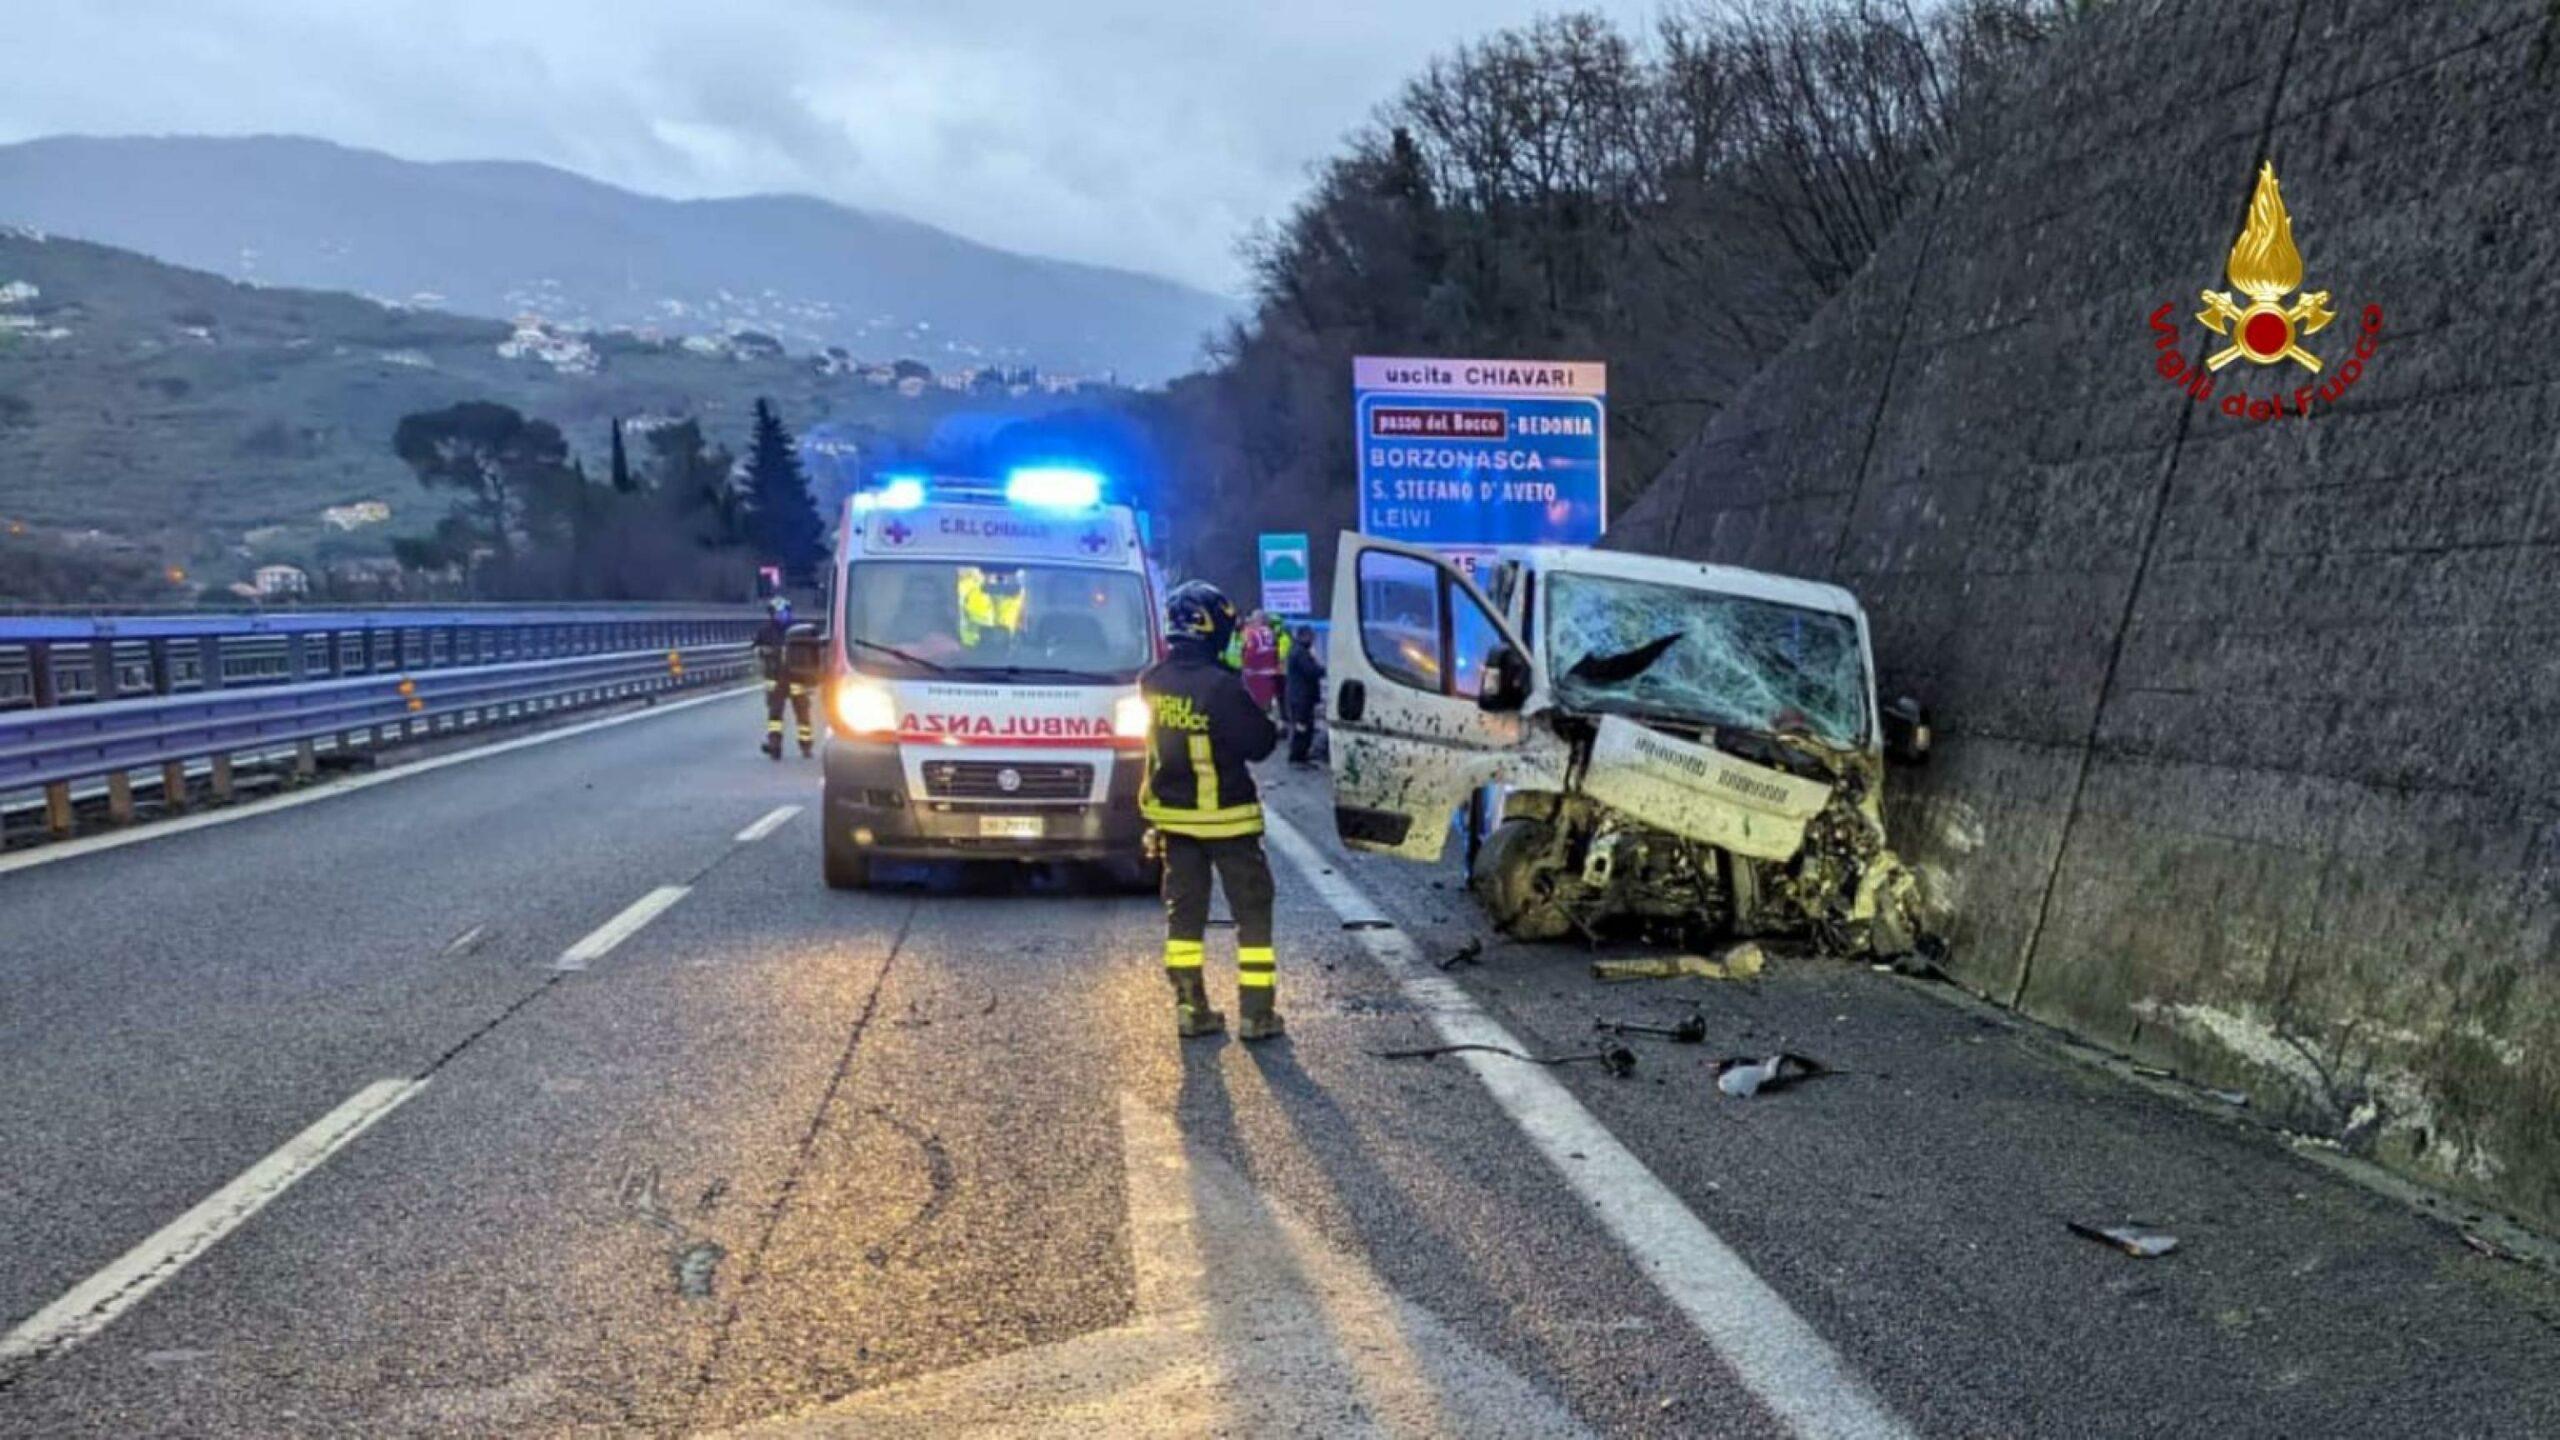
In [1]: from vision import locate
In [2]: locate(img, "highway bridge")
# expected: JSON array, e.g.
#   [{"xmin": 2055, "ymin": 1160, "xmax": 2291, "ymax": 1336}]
[{"xmin": 3, "ymin": 607, "xmax": 2557, "ymax": 1437}]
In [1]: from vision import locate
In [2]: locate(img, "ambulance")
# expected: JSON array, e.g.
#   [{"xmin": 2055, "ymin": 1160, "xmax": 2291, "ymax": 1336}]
[{"xmin": 820, "ymin": 468, "xmax": 1160, "ymax": 888}]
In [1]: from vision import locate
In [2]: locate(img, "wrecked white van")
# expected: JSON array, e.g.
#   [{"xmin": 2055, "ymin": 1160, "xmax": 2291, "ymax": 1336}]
[{"xmin": 1325, "ymin": 535, "xmax": 1934, "ymax": 955}]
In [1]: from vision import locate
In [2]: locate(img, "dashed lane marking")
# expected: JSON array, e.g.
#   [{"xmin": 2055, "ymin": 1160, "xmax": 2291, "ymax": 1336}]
[
  {"xmin": 554, "ymin": 885, "xmax": 692, "ymax": 972},
  {"xmin": 0, "ymin": 1078, "xmax": 427, "ymax": 1374},
  {"xmin": 734, "ymin": 805, "xmax": 802, "ymax": 844},
  {"xmin": 1263, "ymin": 811, "xmax": 1915, "ymax": 1440}
]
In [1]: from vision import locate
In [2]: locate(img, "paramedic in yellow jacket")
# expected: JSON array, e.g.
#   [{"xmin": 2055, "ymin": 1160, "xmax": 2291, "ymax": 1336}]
[{"xmin": 1141, "ymin": 580, "xmax": 1284, "ymax": 1040}]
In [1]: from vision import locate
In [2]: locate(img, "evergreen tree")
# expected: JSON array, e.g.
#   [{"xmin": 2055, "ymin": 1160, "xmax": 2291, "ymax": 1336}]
[
  {"xmin": 742, "ymin": 397, "xmax": 825, "ymax": 583},
  {"xmin": 609, "ymin": 416, "xmax": 635, "ymax": 494}
]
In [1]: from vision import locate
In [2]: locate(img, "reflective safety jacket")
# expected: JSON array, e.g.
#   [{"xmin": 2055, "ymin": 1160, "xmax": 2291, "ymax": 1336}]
[{"xmin": 1140, "ymin": 640, "xmax": 1279, "ymax": 838}]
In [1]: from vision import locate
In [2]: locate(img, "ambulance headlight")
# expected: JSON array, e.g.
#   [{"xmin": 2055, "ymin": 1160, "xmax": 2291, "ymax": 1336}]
[
  {"xmin": 1112, "ymin": 693, "xmax": 1152, "ymax": 741},
  {"xmin": 832, "ymin": 679, "xmax": 898, "ymax": 737}
]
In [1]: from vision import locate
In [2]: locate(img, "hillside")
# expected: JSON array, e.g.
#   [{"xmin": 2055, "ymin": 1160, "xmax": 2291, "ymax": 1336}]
[
  {"xmin": 0, "ymin": 229, "xmax": 1084, "ymax": 587},
  {"xmin": 0, "ymin": 134, "xmax": 1237, "ymax": 382},
  {"xmin": 1613, "ymin": 2, "xmax": 2560, "ymax": 1225}
]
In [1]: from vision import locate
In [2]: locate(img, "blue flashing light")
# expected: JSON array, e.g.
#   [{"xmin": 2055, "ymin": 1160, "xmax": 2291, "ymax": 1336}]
[
  {"xmin": 873, "ymin": 476, "xmax": 928, "ymax": 511},
  {"xmin": 1004, "ymin": 465, "xmax": 1104, "ymax": 510}
]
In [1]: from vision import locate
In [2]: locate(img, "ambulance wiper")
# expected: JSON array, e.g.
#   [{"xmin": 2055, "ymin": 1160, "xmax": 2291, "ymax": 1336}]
[
  {"xmin": 849, "ymin": 637, "xmax": 952, "ymax": 674},
  {"xmin": 952, "ymin": 663, "xmax": 1118, "ymax": 683}
]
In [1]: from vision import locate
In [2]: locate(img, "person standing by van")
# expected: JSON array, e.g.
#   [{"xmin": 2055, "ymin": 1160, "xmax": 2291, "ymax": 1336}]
[
  {"xmin": 1284, "ymin": 624, "xmax": 1325, "ymax": 767},
  {"xmin": 1240, "ymin": 611, "xmax": 1282, "ymax": 716},
  {"xmin": 1141, "ymin": 582, "xmax": 1284, "ymax": 1041},
  {"xmin": 754, "ymin": 596, "xmax": 813, "ymax": 758}
]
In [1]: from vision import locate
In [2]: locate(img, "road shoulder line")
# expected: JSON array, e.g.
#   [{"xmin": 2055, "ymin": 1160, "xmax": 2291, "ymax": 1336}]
[
  {"xmin": 1262, "ymin": 811, "xmax": 1913, "ymax": 1440},
  {"xmin": 0, "ymin": 685, "xmax": 753, "ymax": 879}
]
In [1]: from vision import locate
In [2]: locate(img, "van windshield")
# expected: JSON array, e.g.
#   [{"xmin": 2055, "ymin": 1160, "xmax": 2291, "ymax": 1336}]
[
  {"xmin": 845, "ymin": 560, "xmax": 1153, "ymax": 682},
  {"xmin": 1546, "ymin": 572, "xmax": 1869, "ymax": 748}
]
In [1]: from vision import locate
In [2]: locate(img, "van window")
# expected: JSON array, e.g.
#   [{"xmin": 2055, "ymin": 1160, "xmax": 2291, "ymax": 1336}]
[{"xmin": 845, "ymin": 561, "xmax": 1152, "ymax": 682}]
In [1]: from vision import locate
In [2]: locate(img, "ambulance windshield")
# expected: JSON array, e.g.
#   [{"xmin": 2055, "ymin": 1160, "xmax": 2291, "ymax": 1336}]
[{"xmin": 845, "ymin": 561, "xmax": 1154, "ymax": 682}]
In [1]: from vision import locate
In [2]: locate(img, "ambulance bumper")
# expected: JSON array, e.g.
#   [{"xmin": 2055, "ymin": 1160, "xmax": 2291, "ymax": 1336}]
[{"xmin": 822, "ymin": 739, "xmax": 1149, "ymax": 861}]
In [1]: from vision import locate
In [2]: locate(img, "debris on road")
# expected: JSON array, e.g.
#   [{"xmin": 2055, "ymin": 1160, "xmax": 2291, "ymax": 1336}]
[
  {"xmin": 1440, "ymin": 938, "xmax": 1484, "ymax": 970},
  {"xmin": 1377, "ymin": 1041, "xmax": 1639, "ymax": 1077},
  {"xmin": 1598, "ymin": 1011, "xmax": 1707, "ymax": 1044},
  {"xmin": 1343, "ymin": 919, "xmax": 1394, "ymax": 931},
  {"xmin": 1714, "ymin": 1051, "xmax": 1829, "ymax": 1097},
  {"xmin": 2207, "ymin": 1088, "xmax": 2250, "ymax": 1107},
  {"xmin": 1874, "ymin": 935, "xmax": 1953, "ymax": 982},
  {"xmin": 1593, "ymin": 942, "xmax": 1765, "ymax": 984},
  {"xmin": 2068, "ymin": 1221, "xmax": 2179, "ymax": 1258}
]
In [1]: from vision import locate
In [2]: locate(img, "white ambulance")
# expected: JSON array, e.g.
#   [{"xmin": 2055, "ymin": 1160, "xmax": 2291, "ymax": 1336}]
[{"xmin": 820, "ymin": 469, "xmax": 1160, "ymax": 888}]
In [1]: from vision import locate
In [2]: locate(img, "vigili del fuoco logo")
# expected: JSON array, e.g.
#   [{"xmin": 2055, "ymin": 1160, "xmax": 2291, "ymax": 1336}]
[{"xmin": 2149, "ymin": 161, "xmax": 2384, "ymax": 422}]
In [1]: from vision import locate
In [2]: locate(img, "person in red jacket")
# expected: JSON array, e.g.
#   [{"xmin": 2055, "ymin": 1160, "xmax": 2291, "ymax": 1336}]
[{"xmin": 1239, "ymin": 611, "xmax": 1282, "ymax": 715}]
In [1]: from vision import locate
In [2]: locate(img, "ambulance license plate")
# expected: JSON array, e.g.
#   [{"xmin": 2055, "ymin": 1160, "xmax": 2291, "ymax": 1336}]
[{"xmin": 979, "ymin": 815, "xmax": 1043, "ymax": 840}]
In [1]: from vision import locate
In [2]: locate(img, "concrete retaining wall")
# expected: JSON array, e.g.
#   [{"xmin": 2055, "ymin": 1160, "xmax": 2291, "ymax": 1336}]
[{"xmin": 1614, "ymin": 0, "xmax": 2560, "ymax": 1226}]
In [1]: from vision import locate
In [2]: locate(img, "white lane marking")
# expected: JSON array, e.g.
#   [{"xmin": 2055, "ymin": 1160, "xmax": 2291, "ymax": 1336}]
[
  {"xmin": 0, "ymin": 686, "xmax": 754, "ymax": 879},
  {"xmin": 733, "ymin": 804, "xmax": 802, "ymax": 844},
  {"xmin": 554, "ymin": 885, "xmax": 691, "ymax": 971},
  {"xmin": 0, "ymin": 1077, "xmax": 426, "ymax": 1370},
  {"xmin": 1264, "ymin": 812, "xmax": 1914, "ymax": 1440}
]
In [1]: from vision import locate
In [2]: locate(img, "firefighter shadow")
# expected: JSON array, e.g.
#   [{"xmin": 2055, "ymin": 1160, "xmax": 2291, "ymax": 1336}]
[
  {"xmin": 1235, "ymin": 1037, "xmax": 1616, "ymax": 1422},
  {"xmin": 1163, "ymin": 1041, "xmax": 1507, "ymax": 1435}
]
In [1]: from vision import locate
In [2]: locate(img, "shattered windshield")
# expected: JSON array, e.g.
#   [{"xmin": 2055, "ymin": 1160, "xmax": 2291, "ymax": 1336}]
[{"xmin": 1546, "ymin": 572, "xmax": 1869, "ymax": 748}]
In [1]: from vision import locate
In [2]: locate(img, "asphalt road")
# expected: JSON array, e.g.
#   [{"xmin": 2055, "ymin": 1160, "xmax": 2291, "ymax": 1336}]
[{"xmin": 3, "ymin": 690, "xmax": 2556, "ymax": 1438}]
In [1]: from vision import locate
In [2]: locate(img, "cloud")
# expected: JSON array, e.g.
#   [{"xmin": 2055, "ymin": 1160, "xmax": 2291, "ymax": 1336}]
[{"xmin": 4, "ymin": 0, "xmax": 1659, "ymax": 293}]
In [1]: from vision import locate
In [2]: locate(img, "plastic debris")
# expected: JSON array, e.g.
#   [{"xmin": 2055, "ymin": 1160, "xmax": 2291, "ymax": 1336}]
[
  {"xmin": 2067, "ymin": 1221, "xmax": 2179, "ymax": 1258},
  {"xmin": 1377, "ymin": 1041, "xmax": 1638, "ymax": 1077},
  {"xmin": 1598, "ymin": 1011, "xmax": 1708, "ymax": 1044},
  {"xmin": 1593, "ymin": 942, "xmax": 1765, "ymax": 984},
  {"xmin": 1342, "ymin": 919, "xmax": 1394, "ymax": 931},
  {"xmin": 1714, "ymin": 1052, "xmax": 1829, "ymax": 1097},
  {"xmin": 1439, "ymin": 938, "xmax": 1485, "ymax": 971}
]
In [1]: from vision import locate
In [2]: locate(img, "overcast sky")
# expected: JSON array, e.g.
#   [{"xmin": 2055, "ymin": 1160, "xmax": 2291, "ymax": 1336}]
[{"xmin": 7, "ymin": 0, "xmax": 1664, "ymax": 296}]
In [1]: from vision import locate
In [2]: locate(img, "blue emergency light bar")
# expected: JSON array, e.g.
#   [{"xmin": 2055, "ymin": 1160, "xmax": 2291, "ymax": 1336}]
[
  {"xmin": 857, "ymin": 475, "xmax": 927, "ymax": 511},
  {"xmin": 1003, "ymin": 466, "xmax": 1104, "ymax": 510}
]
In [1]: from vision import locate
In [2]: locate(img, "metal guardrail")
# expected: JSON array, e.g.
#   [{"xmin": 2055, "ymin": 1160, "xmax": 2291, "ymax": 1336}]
[{"xmin": 0, "ymin": 605, "xmax": 761, "ymax": 837}]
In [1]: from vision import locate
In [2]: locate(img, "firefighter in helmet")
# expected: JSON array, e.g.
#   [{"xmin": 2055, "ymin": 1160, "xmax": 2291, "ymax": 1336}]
[
  {"xmin": 754, "ymin": 596, "xmax": 814, "ymax": 758},
  {"xmin": 1141, "ymin": 581, "xmax": 1284, "ymax": 1039}
]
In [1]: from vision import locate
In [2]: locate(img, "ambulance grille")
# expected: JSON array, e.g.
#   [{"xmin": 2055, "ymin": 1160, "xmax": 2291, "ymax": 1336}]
[{"xmin": 921, "ymin": 761, "xmax": 1093, "ymax": 801}]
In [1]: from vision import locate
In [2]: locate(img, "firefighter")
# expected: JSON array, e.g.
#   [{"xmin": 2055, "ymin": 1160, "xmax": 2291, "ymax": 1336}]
[
  {"xmin": 754, "ymin": 596, "xmax": 814, "ymax": 758},
  {"xmin": 1142, "ymin": 581, "xmax": 1284, "ymax": 1040}
]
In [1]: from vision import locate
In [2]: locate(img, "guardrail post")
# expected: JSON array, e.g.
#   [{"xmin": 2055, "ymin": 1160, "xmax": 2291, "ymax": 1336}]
[
  {"xmin": 44, "ymin": 782, "xmax": 73, "ymax": 837},
  {"xmin": 106, "ymin": 770, "xmax": 134, "ymax": 824},
  {"xmin": 210, "ymin": 754, "xmax": 234, "ymax": 802},
  {"xmin": 161, "ymin": 759, "xmax": 188, "ymax": 811},
  {"xmin": 293, "ymin": 739, "xmax": 318, "ymax": 780}
]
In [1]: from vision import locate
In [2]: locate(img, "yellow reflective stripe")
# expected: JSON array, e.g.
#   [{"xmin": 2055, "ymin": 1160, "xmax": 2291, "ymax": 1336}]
[
  {"xmin": 1142, "ymin": 806, "xmax": 1264, "ymax": 839},
  {"xmin": 1140, "ymin": 796, "xmax": 1262, "ymax": 827},
  {"xmin": 1164, "ymin": 939, "xmax": 1206, "ymax": 969},
  {"xmin": 1238, "ymin": 947, "xmax": 1274, "ymax": 964},
  {"xmin": 1188, "ymin": 733, "xmax": 1218, "ymax": 812},
  {"xmin": 765, "ymin": 720, "xmax": 783, "ymax": 732},
  {"xmin": 1237, "ymin": 946, "xmax": 1276, "ymax": 989}
]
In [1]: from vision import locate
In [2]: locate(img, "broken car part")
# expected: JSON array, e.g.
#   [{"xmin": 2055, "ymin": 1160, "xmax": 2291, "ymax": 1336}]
[
  {"xmin": 1592, "ymin": 943, "xmax": 1765, "ymax": 984},
  {"xmin": 2066, "ymin": 1222, "xmax": 2179, "ymax": 1258},
  {"xmin": 1377, "ymin": 1042, "xmax": 1639, "ymax": 1077},
  {"xmin": 1596, "ymin": 1011, "xmax": 1708, "ymax": 1044},
  {"xmin": 1714, "ymin": 1052, "xmax": 1830, "ymax": 1098}
]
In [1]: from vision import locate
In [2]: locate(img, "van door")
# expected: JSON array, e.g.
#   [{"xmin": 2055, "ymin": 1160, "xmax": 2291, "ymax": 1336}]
[{"xmin": 1325, "ymin": 534, "xmax": 1559, "ymax": 861}]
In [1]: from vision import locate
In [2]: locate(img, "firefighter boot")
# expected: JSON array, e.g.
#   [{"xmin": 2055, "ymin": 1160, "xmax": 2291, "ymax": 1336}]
[
  {"xmin": 1238, "ymin": 984, "xmax": 1285, "ymax": 1042},
  {"xmin": 1168, "ymin": 968, "xmax": 1225, "ymax": 1038},
  {"xmin": 763, "ymin": 734, "xmax": 782, "ymax": 760}
]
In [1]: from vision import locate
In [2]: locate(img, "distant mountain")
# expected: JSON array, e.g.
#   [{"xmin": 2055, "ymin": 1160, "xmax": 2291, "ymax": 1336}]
[
  {"xmin": 0, "ymin": 228, "xmax": 1088, "ymax": 590},
  {"xmin": 0, "ymin": 134, "xmax": 1236, "ymax": 382}
]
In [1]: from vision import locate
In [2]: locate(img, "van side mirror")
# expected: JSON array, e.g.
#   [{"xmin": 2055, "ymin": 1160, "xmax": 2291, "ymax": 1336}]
[
  {"xmin": 1882, "ymin": 696, "xmax": 1932, "ymax": 764},
  {"xmin": 1477, "ymin": 644, "xmax": 1531, "ymax": 713}
]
